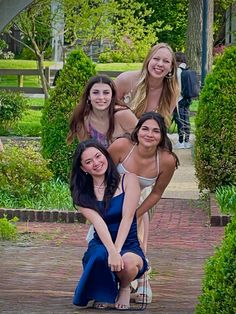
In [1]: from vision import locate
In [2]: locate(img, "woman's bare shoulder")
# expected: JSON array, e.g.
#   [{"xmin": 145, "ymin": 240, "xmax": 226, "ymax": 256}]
[
  {"xmin": 159, "ymin": 150, "xmax": 177, "ymax": 166},
  {"xmin": 114, "ymin": 107, "xmax": 137, "ymax": 120},
  {"xmin": 109, "ymin": 137, "xmax": 132, "ymax": 154},
  {"xmin": 111, "ymin": 137, "xmax": 131, "ymax": 146},
  {"xmin": 123, "ymin": 172, "xmax": 139, "ymax": 186},
  {"xmin": 115, "ymin": 70, "xmax": 140, "ymax": 87}
]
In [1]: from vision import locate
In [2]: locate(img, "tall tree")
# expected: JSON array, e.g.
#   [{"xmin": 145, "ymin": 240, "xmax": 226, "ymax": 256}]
[
  {"xmin": 137, "ymin": 0, "xmax": 188, "ymax": 50},
  {"xmin": 4, "ymin": 0, "xmax": 59, "ymax": 98},
  {"xmin": 186, "ymin": 0, "xmax": 214, "ymax": 74},
  {"xmin": 214, "ymin": 0, "xmax": 236, "ymax": 45},
  {"xmin": 108, "ymin": 0, "xmax": 158, "ymax": 61},
  {"xmin": 3, "ymin": 0, "xmax": 117, "ymax": 98}
]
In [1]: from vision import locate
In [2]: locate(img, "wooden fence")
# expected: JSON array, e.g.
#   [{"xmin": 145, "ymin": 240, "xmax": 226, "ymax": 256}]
[{"xmin": 0, "ymin": 68, "xmax": 123, "ymax": 94}]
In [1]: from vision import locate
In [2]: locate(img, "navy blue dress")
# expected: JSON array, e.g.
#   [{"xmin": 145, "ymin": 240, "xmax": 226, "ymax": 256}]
[{"xmin": 73, "ymin": 179, "xmax": 148, "ymax": 307}]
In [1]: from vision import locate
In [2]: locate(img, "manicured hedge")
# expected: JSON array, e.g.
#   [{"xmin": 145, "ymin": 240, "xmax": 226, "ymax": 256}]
[
  {"xmin": 194, "ymin": 46, "xmax": 236, "ymax": 192},
  {"xmin": 195, "ymin": 216, "xmax": 236, "ymax": 313},
  {"xmin": 41, "ymin": 49, "xmax": 96, "ymax": 180}
]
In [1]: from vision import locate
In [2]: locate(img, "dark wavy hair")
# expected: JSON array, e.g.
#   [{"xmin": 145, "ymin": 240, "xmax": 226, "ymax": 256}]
[
  {"xmin": 70, "ymin": 139, "xmax": 120, "ymax": 213},
  {"xmin": 67, "ymin": 75, "xmax": 128, "ymax": 145},
  {"xmin": 130, "ymin": 112, "xmax": 179, "ymax": 168}
]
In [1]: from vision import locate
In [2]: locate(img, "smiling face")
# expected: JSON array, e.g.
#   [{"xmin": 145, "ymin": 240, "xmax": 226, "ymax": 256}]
[
  {"xmin": 147, "ymin": 47, "xmax": 173, "ymax": 79},
  {"xmin": 80, "ymin": 147, "xmax": 108, "ymax": 178},
  {"xmin": 89, "ymin": 83, "xmax": 112, "ymax": 111},
  {"xmin": 137, "ymin": 119, "xmax": 162, "ymax": 147}
]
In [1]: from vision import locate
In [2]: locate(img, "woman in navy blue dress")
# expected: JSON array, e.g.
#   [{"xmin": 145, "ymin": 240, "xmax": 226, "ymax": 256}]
[{"xmin": 70, "ymin": 139, "xmax": 148, "ymax": 310}]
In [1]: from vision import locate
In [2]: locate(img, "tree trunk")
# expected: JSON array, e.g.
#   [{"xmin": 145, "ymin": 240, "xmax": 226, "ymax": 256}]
[
  {"xmin": 186, "ymin": 0, "xmax": 203, "ymax": 74},
  {"xmin": 37, "ymin": 54, "xmax": 50, "ymax": 99},
  {"xmin": 207, "ymin": 0, "xmax": 214, "ymax": 71},
  {"xmin": 31, "ymin": 37, "xmax": 50, "ymax": 99},
  {"xmin": 186, "ymin": 0, "xmax": 214, "ymax": 74}
]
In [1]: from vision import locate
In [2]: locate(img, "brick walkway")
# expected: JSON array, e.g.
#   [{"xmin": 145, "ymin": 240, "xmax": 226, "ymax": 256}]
[{"xmin": 0, "ymin": 198, "xmax": 224, "ymax": 314}]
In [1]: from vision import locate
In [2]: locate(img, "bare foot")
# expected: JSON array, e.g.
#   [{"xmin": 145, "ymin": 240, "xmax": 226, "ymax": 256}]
[{"xmin": 115, "ymin": 287, "xmax": 130, "ymax": 310}]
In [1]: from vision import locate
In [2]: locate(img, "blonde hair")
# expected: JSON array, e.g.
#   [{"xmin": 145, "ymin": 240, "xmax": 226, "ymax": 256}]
[{"xmin": 130, "ymin": 43, "xmax": 179, "ymax": 126}]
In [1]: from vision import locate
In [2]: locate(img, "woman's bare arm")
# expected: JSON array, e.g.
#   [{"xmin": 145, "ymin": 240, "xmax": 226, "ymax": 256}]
[
  {"xmin": 114, "ymin": 109, "xmax": 138, "ymax": 134},
  {"xmin": 115, "ymin": 173, "xmax": 140, "ymax": 252},
  {"xmin": 80, "ymin": 207, "xmax": 124, "ymax": 271}
]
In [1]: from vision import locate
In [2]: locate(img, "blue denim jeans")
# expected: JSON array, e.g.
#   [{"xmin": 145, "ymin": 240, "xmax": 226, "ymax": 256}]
[{"xmin": 173, "ymin": 98, "xmax": 191, "ymax": 143}]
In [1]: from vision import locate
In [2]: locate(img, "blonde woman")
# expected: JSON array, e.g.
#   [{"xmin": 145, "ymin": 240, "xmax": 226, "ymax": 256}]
[{"xmin": 115, "ymin": 42, "xmax": 179, "ymax": 127}]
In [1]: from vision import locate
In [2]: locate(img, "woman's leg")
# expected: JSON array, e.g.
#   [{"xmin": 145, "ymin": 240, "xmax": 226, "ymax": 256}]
[
  {"xmin": 115, "ymin": 252, "xmax": 143, "ymax": 310},
  {"xmin": 183, "ymin": 99, "xmax": 191, "ymax": 143},
  {"xmin": 135, "ymin": 213, "xmax": 152, "ymax": 303}
]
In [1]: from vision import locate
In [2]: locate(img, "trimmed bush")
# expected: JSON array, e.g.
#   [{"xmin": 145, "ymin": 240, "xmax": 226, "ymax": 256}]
[
  {"xmin": 41, "ymin": 48, "xmax": 96, "ymax": 180},
  {"xmin": 195, "ymin": 216, "xmax": 236, "ymax": 313},
  {"xmin": 0, "ymin": 215, "xmax": 18, "ymax": 241},
  {"xmin": 194, "ymin": 46, "xmax": 236, "ymax": 192},
  {"xmin": 0, "ymin": 91, "xmax": 28, "ymax": 128},
  {"xmin": 0, "ymin": 143, "xmax": 53, "ymax": 198}
]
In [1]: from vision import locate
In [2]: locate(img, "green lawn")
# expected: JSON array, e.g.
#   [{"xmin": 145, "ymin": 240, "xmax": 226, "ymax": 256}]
[
  {"xmin": 96, "ymin": 62, "xmax": 142, "ymax": 71},
  {"xmin": 27, "ymin": 97, "xmax": 45, "ymax": 108},
  {"xmin": 2, "ymin": 110, "xmax": 42, "ymax": 137},
  {"xmin": 0, "ymin": 59, "xmax": 141, "ymax": 87},
  {"xmin": 0, "ymin": 59, "xmax": 54, "ymax": 87},
  {"xmin": 0, "ymin": 60, "xmax": 54, "ymax": 69}
]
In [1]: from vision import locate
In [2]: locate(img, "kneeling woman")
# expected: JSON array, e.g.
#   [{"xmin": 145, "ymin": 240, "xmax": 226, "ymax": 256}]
[{"xmin": 70, "ymin": 139, "xmax": 148, "ymax": 310}]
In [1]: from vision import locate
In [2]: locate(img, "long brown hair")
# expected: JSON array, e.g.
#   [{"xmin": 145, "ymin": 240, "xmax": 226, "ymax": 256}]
[
  {"xmin": 130, "ymin": 112, "xmax": 179, "ymax": 168},
  {"xmin": 130, "ymin": 43, "xmax": 179, "ymax": 126},
  {"xmin": 67, "ymin": 75, "xmax": 126, "ymax": 144}
]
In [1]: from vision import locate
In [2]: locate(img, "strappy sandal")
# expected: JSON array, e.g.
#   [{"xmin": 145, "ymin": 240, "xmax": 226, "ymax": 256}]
[
  {"xmin": 93, "ymin": 301, "xmax": 110, "ymax": 309},
  {"xmin": 133, "ymin": 278, "xmax": 152, "ymax": 304},
  {"xmin": 115, "ymin": 287, "xmax": 130, "ymax": 310}
]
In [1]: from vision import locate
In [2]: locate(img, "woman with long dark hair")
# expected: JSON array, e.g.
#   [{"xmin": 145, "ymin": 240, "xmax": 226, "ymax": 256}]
[
  {"xmin": 67, "ymin": 75, "xmax": 137, "ymax": 148},
  {"xmin": 70, "ymin": 139, "xmax": 148, "ymax": 310},
  {"xmin": 108, "ymin": 112, "xmax": 179, "ymax": 303}
]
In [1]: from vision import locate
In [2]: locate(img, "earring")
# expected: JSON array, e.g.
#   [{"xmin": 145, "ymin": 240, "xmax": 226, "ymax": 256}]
[{"xmin": 165, "ymin": 72, "xmax": 174, "ymax": 79}]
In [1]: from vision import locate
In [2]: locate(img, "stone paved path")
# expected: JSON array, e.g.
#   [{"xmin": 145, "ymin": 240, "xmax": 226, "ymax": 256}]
[{"xmin": 0, "ymin": 199, "xmax": 224, "ymax": 314}]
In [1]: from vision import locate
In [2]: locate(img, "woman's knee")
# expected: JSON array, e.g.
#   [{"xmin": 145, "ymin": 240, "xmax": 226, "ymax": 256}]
[{"xmin": 122, "ymin": 253, "xmax": 143, "ymax": 273}]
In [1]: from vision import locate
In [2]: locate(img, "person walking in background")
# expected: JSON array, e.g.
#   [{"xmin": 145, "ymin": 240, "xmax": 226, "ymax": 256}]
[
  {"xmin": 108, "ymin": 112, "xmax": 179, "ymax": 304},
  {"xmin": 114, "ymin": 42, "xmax": 179, "ymax": 127},
  {"xmin": 173, "ymin": 52, "xmax": 193, "ymax": 149},
  {"xmin": 70, "ymin": 139, "xmax": 148, "ymax": 310},
  {"xmin": 67, "ymin": 75, "xmax": 137, "ymax": 148}
]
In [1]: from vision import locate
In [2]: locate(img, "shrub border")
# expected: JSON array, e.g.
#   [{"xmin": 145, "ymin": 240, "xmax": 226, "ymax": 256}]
[
  {"xmin": 0, "ymin": 208, "xmax": 86, "ymax": 224},
  {"xmin": 210, "ymin": 193, "xmax": 231, "ymax": 227},
  {"xmin": 0, "ymin": 195, "xmax": 231, "ymax": 226}
]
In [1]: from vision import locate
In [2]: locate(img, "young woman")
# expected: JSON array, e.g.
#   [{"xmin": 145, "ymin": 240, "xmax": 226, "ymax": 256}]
[
  {"xmin": 67, "ymin": 75, "xmax": 138, "ymax": 148},
  {"xmin": 108, "ymin": 112, "xmax": 179, "ymax": 304},
  {"xmin": 115, "ymin": 42, "xmax": 179, "ymax": 126},
  {"xmin": 70, "ymin": 139, "xmax": 148, "ymax": 310}
]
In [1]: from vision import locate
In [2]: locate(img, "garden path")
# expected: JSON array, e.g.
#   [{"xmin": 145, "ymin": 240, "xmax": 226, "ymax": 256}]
[{"xmin": 0, "ymin": 136, "xmax": 225, "ymax": 313}]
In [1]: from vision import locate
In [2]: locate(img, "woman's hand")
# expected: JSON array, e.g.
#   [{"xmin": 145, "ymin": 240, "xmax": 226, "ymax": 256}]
[{"xmin": 108, "ymin": 250, "xmax": 124, "ymax": 272}]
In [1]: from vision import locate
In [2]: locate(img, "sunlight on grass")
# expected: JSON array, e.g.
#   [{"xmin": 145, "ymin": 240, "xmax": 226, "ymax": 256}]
[
  {"xmin": 0, "ymin": 60, "xmax": 54, "ymax": 68},
  {"xmin": 27, "ymin": 98, "xmax": 45, "ymax": 107},
  {"xmin": 96, "ymin": 62, "xmax": 142, "ymax": 71},
  {"xmin": 8, "ymin": 110, "xmax": 42, "ymax": 137}
]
